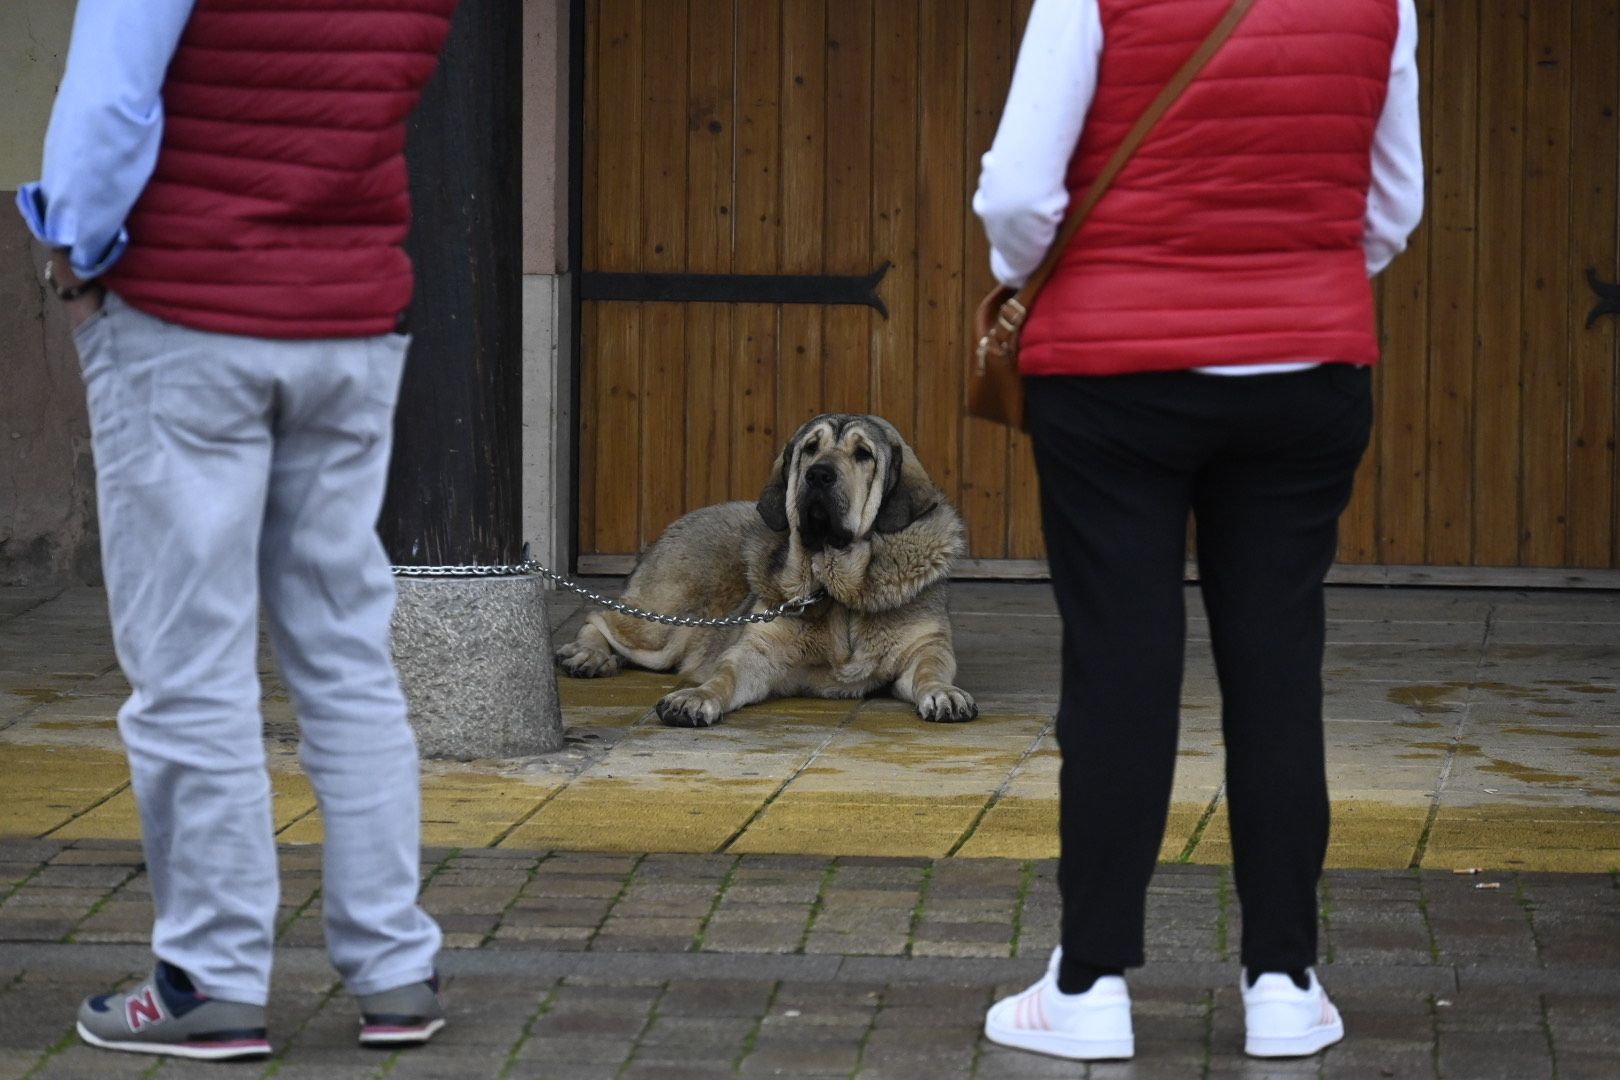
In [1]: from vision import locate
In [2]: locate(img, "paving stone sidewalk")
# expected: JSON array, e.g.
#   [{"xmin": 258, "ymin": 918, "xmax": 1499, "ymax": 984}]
[
  {"xmin": 5, "ymin": 584, "xmax": 1619, "ymax": 870},
  {"xmin": 3, "ymin": 841, "xmax": 1618, "ymax": 1079}
]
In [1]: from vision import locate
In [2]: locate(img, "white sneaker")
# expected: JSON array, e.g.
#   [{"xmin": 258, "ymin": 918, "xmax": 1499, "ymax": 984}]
[
  {"xmin": 983, "ymin": 948, "xmax": 1134, "ymax": 1061},
  {"xmin": 1241, "ymin": 969, "xmax": 1344, "ymax": 1058}
]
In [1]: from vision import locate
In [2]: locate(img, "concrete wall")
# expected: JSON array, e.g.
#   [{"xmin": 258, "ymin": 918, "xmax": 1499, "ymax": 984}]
[
  {"xmin": 1, "ymin": 2, "xmax": 73, "ymax": 190},
  {"xmin": 1, "ymin": 2, "xmax": 96, "ymax": 586},
  {"xmin": 521, "ymin": 0, "xmax": 574, "ymax": 576},
  {"xmin": 0, "ymin": 217, "xmax": 98, "ymax": 586}
]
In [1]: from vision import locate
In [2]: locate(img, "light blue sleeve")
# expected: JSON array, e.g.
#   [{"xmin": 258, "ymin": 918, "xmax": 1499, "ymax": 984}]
[{"xmin": 15, "ymin": 0, "xmax": 198, "ymax": 279}]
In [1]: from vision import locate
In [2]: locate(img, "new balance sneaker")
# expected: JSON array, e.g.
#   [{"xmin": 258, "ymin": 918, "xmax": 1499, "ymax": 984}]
[
  {"xmin": 358, "ymin": 975, "xmax": 446, "ymax": 1047},
  {"xmin": 76, "ymin": 962, "xmax": 270, "ymax": 1061},
  {"xmin": 1242, "ymin": 969, "xmax": 1344, "ymax": 1058},
  {"xmin": 983, "ymin": 948, "xmax": 1134, "ymax": 1061}
]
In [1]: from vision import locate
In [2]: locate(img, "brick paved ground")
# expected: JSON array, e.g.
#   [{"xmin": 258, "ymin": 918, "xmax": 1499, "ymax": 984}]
[{"xmin": 2, "ymin": 841, "xmax": 1617, "ymax": 1078}]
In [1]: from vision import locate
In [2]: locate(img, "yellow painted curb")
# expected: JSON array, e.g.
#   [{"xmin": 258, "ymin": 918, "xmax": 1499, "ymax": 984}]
[
  {"xmin": 50, "ymin": 772, "xmax": 317, "ymax": 842},
  {"xmin": 728, "ymin": 792, "xmax": 989, "ymax": 859},
  {"xmin": 0, "ymin": 743, "xmax": 130, "ymax": 837},
  {"xmin": 279, "ymin": 772, "xmax": 563, "ymax": 849},
  {"xmin": 500, "ymin": 780, "xmax": 777, "ymax": 852},
  {"xmin": 1425, "ymin": 805, "xmax": 1620, "ymax": 873},
  {"xmin": 952, "ymin": 797, "xmax": 1058, "ymax": 860},
  {"xmin": 3, "ymin": 707, "xmax": 1618, "ymax": 871},
  {"xmin": 953, "ymin": 798, "xmax": 1209, "ymax": 861}
]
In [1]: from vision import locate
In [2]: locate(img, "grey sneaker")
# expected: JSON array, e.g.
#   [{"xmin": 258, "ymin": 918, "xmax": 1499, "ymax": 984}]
[
  {"xmin": 77, "ymin": 962, "xmax": 270, "ymax": 1061},
  {"xmin": 358, "ymin": 975, "xmax": 446, "ymax": 1047}
]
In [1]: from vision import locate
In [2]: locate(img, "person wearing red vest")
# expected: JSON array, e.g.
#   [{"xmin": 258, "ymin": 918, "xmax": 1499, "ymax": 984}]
[
  {"xmin": 19, "ymin": 0, "xmax": 458, "ymax": 1059},
  {"xmin": 974, "ymin": 0, "xmax": 1422, "ymax": 1063}
]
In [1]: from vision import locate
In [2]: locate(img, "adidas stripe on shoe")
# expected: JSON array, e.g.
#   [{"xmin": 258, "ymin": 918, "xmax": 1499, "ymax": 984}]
[
  {"xmin": 1242, "ymin": 968, "xmax": 1345, "ymax": 1058},
  {"xmin": 983, "ymin": 948, "xmax": 1134, "ymax": 1061}
]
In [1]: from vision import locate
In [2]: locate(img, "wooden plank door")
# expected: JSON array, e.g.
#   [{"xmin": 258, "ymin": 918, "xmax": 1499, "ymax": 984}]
[
  {"xmin": 578, "ymin": 0, "xmax": 1620, "ymax": 574},
  {"xmin": 1340, "ymin": 0, "xmax": 1620, "ymax": 572},
  {"xmin": 578, "ymin": 0, "xmax": 1041, "ymax": 567}
]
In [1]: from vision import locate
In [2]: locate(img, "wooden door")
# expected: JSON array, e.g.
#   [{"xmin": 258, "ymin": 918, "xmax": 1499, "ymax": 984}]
[
  {"xmin": 1339, "ymin": 0, "xmax": 1620, "ymax": 573},
  {"xmin": 578, "ymin": 0, "xmax": 1620, "ymax": 575}
]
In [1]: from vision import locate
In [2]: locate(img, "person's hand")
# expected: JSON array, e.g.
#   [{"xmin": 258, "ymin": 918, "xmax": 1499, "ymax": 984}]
[
  {"xmin": 49, "ymin": 254, "xmax": 105, "ymax": 331},
  {"xmin": 63, "ymin": 288, "xmax": 105, "ymax": 332}
]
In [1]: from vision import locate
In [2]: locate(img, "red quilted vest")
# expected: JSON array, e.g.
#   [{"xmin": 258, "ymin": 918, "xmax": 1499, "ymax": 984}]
[
  {"xmin": 102, "ymin": 0, "xmax": 456, "ymax": 339},
  {"xmin": 1019, "ymin": 0, "xmax": 1399, "ymax": 376}
]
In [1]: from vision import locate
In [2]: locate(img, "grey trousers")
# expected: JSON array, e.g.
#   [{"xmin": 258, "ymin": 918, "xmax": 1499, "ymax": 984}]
[{"xmin": 73, "ymin": 292, "xmax": 441, "ymax": 1004}]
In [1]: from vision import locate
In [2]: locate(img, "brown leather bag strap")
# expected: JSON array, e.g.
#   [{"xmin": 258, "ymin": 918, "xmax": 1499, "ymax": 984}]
[{"xmin": 1007, "ymin": 0, "xmax": 1257, "ymax": 317}]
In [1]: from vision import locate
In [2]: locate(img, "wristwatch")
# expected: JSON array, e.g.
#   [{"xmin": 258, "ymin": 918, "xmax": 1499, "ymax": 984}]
[{"xmin": 44, "ymin": 258, "xmax": 100, "ymax": 301}]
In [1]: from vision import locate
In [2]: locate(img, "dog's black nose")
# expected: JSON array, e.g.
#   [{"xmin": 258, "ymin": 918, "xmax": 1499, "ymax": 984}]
[{"xmin": 805, "ymin": 463, "xmax": 837, "ymax": 488}]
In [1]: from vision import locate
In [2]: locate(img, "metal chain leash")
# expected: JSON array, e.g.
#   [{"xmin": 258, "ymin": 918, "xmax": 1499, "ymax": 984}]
[{"xmin": 391, "ymin": 559, "xmax": 825, "ymax": 628}]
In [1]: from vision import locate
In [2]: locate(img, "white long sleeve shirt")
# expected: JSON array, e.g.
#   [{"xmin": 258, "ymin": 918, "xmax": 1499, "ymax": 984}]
[{"xmin": 972, "ymin": 0, "xmax": 1424, "ymax": 375}]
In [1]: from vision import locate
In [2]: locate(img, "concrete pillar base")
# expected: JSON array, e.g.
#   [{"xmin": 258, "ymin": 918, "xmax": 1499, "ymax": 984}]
[{"xmin": 391, "ymin": 575, "xmax": 563, "ymax": 759}]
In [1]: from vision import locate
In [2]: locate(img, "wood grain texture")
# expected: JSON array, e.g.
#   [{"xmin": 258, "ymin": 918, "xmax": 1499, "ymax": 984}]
[
  {"xmin": 960, "ymin": 0, "xmax": 1014, "ymax": 558},
  {"xmin": 1470, "ymin": 0, "xmax": 1527, "ymax": 567},
  {"xmin": 638, "ymin": 0, "xmax": 690, "ymax": 546},
  {"xmin": 1520, "ymin": 0, "xmax": 1574, "ymax": 566},
  {"xmin": 1006, "ymin": 0, "xmax": 1044, "ymax": 560},
  {"xmin": 386, "ymin": 0, "xmax": 524, "ymax": 565},
  {"xmin": 576, "ymin": 0, "xmax": 602, "ymax": 553},
  {"xmin": 1566, "ymin": 0, "xmax": 1619, "ymax": 568},
  {"xmin": 1374, "ymin": 0, "xmax": 1433, "ymax": 566},
  {"xmin": 574, "ymin": 0, "xmax": 1620, "ymax": 572},
  {"xmin": 821, "ymin": 0, "xmax": 875, "ymax": 417},
  {"xmin": 682, "ymin": 0, "xmax": 735, "ymax": 512},
  {"xmin": 913, "ymin": 0, "xmax": 967, "ymax": 507},
  {"xmin": 778, "ymin": 0, "xmax": 829, "ymax": 446},
  {"xmin": 588, "ymin": 0, "xmax": 642, "ymax": 554},
  {"xmin": 868, "ymin": 1, "xmax": 919, "ymax": 436},
  {"xmin": 731, "ymin": 1, "xmax": 783, "ymax": 498},
  {"xmin": 1423, "ymin": 0, "xmax": 1478, "ymax": 565}
]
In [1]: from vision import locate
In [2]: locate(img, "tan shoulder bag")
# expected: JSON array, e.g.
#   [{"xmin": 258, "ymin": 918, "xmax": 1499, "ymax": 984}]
[{"xmin": 968, "ymin": 0, "xmax": 1257, "ymax": 430}]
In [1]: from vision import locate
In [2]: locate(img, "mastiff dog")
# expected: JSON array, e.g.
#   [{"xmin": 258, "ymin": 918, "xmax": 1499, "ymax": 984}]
[{"xmin": 556, "ymin": 413, "xmax": 978, "ymax": 727}]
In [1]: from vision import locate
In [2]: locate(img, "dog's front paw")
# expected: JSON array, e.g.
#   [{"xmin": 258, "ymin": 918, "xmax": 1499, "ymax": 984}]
[
  {"xmin": 556, "ymin": 641, "xmax": 622, "ymax": 679},
  {"xmin": 656, "ymin": 688, "xmax": 725, "ymax": 728},
  {"xmin": 917, "ymin": 686, "xmax": 978, "ymax": 724}
]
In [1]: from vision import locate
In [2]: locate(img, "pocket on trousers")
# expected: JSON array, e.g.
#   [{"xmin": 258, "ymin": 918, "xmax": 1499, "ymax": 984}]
[
  {"xmin": 1317, "ymin": 363, "xmax": 1375, "ymax": 461},
  {"xmin": 153, "ymin": 380, "xmax": 268, "ymax": 459},
  {"xmin": 371, "ymin": 333, "xmax": 411, "ymax": 407},
  {"xmin": 77, "ymin": 308, "xmax": 160, "ymax": 485},
  {"xmin": 70, "ymin": 306, "xmax": 111, "ymax": 363},
  {"xmin": 361, "ymin": 333, "xmax": 411, "ymax": 443},
  {"xmin": 1324, "ymin": 362, "xmax": 1372, "ymax": 403}
]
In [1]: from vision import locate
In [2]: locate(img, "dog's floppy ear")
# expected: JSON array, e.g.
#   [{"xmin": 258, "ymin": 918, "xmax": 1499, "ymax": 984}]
[
  {"xmin": 874, "ymin": 439, "xmax": 939, "ymax": 534},
  {"xmin": 756, "ymin": 433, "xmax": 798, "ymax": 532}
]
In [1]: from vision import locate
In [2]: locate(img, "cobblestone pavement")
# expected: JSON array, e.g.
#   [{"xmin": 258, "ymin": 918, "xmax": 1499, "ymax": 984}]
[{"xmin": 2, "ymin": 841, "xmax": 1617, "ymax": 1078}]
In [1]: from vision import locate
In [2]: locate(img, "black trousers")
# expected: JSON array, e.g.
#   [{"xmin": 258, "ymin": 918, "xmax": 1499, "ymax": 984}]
[{"xmin": 1025, "ymin": 365, "xmax": 1373, "ymax": 974}]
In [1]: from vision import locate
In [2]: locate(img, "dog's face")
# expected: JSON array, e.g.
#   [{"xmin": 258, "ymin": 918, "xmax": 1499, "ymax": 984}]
[{"xmin": 756, "ymin": 414, "xmax": 937, "ymax": 551}]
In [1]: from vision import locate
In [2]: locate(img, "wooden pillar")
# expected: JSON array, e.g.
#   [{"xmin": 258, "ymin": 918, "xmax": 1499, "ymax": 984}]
[{"xmin": 382, "ymin": 0, "xmax": 524, "ymax": 568}]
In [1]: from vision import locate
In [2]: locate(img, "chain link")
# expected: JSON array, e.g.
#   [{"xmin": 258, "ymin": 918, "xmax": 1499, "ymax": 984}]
[
  {"xmin": 391, "ymin": 559, "xmax": 825, "ymax": 628},
  {"xmin": 391, "ymin": 562, "xmax": 534, "ymax": 578}
]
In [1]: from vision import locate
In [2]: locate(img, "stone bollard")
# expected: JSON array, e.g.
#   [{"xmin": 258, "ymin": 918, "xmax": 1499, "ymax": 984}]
[{"xmin": 390, "ymin": 575, "xmax": 564, "ymax": 758}]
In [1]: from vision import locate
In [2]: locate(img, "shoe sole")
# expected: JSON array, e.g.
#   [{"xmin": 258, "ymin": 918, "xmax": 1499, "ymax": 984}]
[
  {"xmin": 1245, "ymin": 1020, "xmax": 1345, "ymax": 1058},
  {"xmin": 360, "ymin": 1018, "xmax": 447, "ymax": 1047},
  {"xmin": 77, "ymin": 1022, "xmax": 271, "ymax": 1061},
  {"xmin": 983, "ymin": 1019, "xmax": 1133, "ymax": 1061}
]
